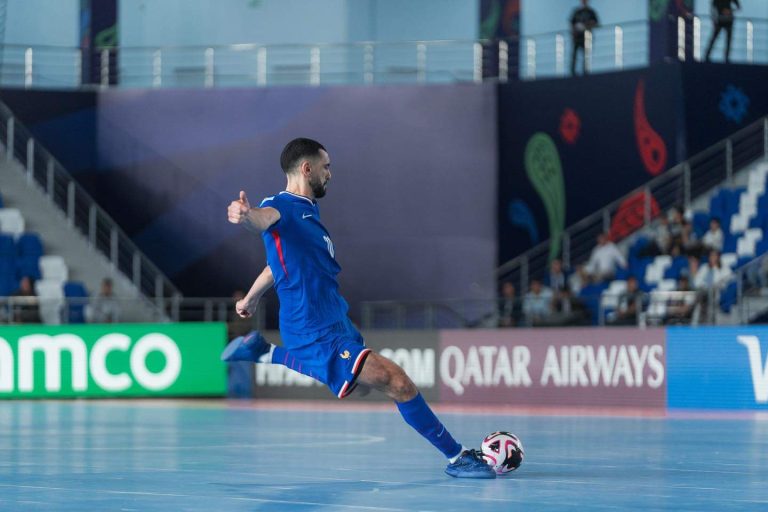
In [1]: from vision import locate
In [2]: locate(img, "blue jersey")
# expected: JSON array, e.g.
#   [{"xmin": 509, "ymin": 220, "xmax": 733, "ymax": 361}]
[{"xmin": 259, "ymin": 191, "xmax": 349, "ymax": 335}]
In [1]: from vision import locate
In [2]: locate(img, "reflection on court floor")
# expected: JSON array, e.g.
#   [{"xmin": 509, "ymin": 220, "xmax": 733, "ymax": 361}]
[{"xmin": 0, "ymin": 400, "xmax": 767, "ymax": 511}]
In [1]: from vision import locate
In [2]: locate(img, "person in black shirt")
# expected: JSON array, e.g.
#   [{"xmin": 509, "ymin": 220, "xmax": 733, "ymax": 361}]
[
  {"xmin": 705, "ymin": 0, "xmax": 740, "ymax": 63},
  {"xmin": 569, "ymin": 0, "xmax": 599, "ymax": 76}
]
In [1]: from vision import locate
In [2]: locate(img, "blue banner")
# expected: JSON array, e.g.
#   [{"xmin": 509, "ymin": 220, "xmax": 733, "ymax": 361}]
[{"xmin": 667, "ymin": 326, "xmax": 768, "ymax": 410}]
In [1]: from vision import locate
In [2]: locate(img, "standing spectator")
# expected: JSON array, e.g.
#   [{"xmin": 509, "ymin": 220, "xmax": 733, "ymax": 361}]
[
  {"xmin": 585, "ymin": 233, "xmax": 627, "ymax": 283},
  {"xmin": 11, "ymin": 276, "xmax": 40, "ymax": 324},
  {"xmin": 705, "ymin": 0, "xmax": 740, "ymax": 63},
  {"xmin": 667, "ymin": 207, "xmax": 692, "ymax": 255},
  {"xmin": 90, "ymin": 278, "xmax": 120, "ymax": 323},
  {"xmin": 569, "ymin": 0, "xmax": 599, "ymax": 76},
  {"xmin": 498, "ymin": 281, "xmax": 522, "ymax": 328},
  {"xmin": 640, "ymin": 214, "xmax": 671, "ymax": 257},
  {"xmin": 701, "ymin": 217, "xmax": 724, "ymax": 253},
  {"xmin": 523, "ymin": 279, "xmax": 553, "ymax": 325},
  {"xmin": 610, "ymin": 276, "xmax": 643, "ymax": 326}
]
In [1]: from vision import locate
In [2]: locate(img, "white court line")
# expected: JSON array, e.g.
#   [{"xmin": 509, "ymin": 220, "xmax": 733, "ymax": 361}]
[
  {"xmin": 0, "ymin": 435, "xmax": 386, "ymax": 451},
  {"xmin": 0, "ymin": 483, "xmax": 433, "ymax": 512}
]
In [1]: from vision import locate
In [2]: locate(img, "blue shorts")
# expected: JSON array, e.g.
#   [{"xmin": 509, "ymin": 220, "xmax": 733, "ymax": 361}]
[{"xmin": 279, "ymin": 318, "xmax": 371, "ymax": 399}]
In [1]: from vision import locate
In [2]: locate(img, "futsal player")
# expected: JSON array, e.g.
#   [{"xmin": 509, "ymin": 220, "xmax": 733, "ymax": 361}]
[{"xmin": 223, "ymin": 138, "xmax": 495, "ymax": 479}]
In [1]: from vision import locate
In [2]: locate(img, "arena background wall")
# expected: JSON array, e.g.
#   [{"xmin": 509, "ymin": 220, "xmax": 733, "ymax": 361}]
[{"xmin": 2, "ymin": 63, "xmax": 768, "ymax": 309}]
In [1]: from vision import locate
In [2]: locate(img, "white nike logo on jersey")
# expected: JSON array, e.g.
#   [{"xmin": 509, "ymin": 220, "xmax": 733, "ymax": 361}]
[{"xmin": 302, "ymin": 213, "xmax": 313, "ymax": 219}]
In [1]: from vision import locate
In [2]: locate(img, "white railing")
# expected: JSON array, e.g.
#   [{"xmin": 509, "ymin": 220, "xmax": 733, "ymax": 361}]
[
  {"xmin": 0, "ymin": 100, "xmax": 181, "ymax": 304},
  {"xmin": 0, "ymin": 18, "xmax": 766, "ymax": 88}
]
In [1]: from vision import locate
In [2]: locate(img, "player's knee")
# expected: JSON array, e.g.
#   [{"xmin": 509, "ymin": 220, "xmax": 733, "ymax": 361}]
[{"xmin": 386, "ymin": 368, "xmax": 417, "ymax": 401}]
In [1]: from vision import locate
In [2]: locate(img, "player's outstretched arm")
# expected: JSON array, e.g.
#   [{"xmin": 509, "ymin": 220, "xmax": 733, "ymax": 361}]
[
  {"xmin": 236, "ymin": 266, "xmax": 275, "ymax": 318},
  {"xmin": 227, "ymin": 190, "xmax": 281, "ymax": 233}
]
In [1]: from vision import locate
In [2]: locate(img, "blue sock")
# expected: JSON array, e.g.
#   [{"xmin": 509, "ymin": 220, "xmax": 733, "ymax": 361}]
[{"xmin": 396, "ymin": 393, "xmax": 462, "ymax": 459}]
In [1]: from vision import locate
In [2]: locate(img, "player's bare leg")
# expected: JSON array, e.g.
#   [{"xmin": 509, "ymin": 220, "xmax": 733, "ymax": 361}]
[{"xmin": 356, "ymin": 352, "xmax": 495, "ymax": 479}]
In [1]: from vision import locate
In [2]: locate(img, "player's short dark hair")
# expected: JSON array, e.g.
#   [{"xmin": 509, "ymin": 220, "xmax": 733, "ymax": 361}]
[{"xmin": 280, "ymin": 138, "xmax": 326, "ymax": 174}]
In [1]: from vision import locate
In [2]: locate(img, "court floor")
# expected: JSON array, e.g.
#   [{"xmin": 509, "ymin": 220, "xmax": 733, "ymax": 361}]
[{"xmin": 0, "ymin": 400, "xmax": 767, "ymax": 511}]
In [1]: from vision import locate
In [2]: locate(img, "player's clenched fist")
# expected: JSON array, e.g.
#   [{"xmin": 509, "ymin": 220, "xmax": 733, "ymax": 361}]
[{"xmin": 228, "ymin": 190, "xmax": 251, "ymax": 224}]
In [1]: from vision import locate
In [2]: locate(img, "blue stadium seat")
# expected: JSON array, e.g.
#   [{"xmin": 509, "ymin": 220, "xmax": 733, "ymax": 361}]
[
  {"xmin": 0, "ymin": 234, "xmax": 14, "ymax": 256},
  {"xmin": 664, "ymin": 256, "xmax": 688, "ymax": 280},
  {"xmin": 15, "ymin": 233, "xmax": 43, "ymax": 281},
  {"xmin": 16, "ymin": 233, "xmax": 43, "ymax": 257},
  {"xmin": 719, "ymin": 281, "xmax": 738, "ymax": 313},
  {"xmin": 579, "ymin": 282, "xmax": 609, "ymax": 325},
  {"xmin": 63, "ymin": 281, "xmax": 89, "ymax": 324},
  {"xmin": 628, "ymin": 237, "xmax": 650, "ymax": 260},
  {"xmin": 692, "ymin": 212, "xmax": 710, "ymax": 238}
]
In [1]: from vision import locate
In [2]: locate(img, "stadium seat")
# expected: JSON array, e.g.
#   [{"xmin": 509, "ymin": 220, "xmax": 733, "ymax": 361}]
[
  {"xmin": 34, "ymin": 279, "xmax": 64, "ymax": 325},
  {"xmin": 719, "ymin": 281, "xmax": 738, "ymax": 313},
  {"xmin": 17, "ymin": 232, "xmax": 43, "ymax": 257},
  {"xmin": 0, "ymin": 208, "xmax": 25, "ymax": 238},
  {"xmin": 63, "ymin": 281, "xmax": 89, "ymax": 324},
  {"xmin": 39, "ymin": 255, "xmax": 69, "ymax": 283}
]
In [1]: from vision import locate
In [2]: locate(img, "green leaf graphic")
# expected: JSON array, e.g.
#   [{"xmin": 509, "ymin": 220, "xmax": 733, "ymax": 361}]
[{"xmin": 524, "ymin": 132, "xmax": 566, "ymax": 263}]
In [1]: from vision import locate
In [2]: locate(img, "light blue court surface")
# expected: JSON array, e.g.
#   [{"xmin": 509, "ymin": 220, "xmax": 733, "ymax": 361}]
[{"xmin": 1, "ymin": 401, "xmax": 768, "ymax": 511}]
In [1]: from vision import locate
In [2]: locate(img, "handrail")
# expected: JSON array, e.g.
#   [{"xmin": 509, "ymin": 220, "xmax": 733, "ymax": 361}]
[
  {"xmin": 0, "ymin": 295, "xmax": 266, "ymax": 326},
  {"xmin": 0, "ymin": 100, "xmax": 182, "ymax": 304},
  {"xmin": 497, "ymin": 116, "xmax": 768, "ymax": 293},
  {"xmin": 1, "ymin": 16, "xmax": 767, "ymax": 87}
]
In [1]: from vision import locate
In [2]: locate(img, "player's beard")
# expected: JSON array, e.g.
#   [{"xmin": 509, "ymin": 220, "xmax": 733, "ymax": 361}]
[{"xmin": 310, "ymin": 175, "xmax": 327, "ymax": 198}]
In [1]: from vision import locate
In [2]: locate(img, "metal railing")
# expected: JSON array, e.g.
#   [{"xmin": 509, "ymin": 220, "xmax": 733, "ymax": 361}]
[
  {"xmin": 0, "ymin": 17, "xmax": 765, "ymax": 88},
  {"xmin": 360, "ymin": 290, "xmax": 709, "ymax": 330},
  {"xmin": 497, "ymin": 116, "xmax": 768, "ymax": 295},
  {"xmin": 0, "ymin": 100, "xmax": 181, "ymax": 304},
  {"xmin": 0, "ymin": 295, "xmax": 266, "ymax": 327}
]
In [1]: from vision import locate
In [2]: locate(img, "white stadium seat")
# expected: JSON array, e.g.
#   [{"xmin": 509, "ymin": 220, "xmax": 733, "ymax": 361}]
[
  {"xmin": 0, "ymin": 208, "xmax": 25, "ymax": 238},
  {"xmin": 39, "ymin": 255, "xmax": 69, "ymax": 283}
]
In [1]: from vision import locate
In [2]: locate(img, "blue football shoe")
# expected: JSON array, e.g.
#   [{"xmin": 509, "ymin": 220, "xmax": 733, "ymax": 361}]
[
  {"xmin": 221, "ymin": 331, "xmax": 270, "ymax": 362},
  {"xmin": 445, "ymin": 449, "xmax": 496, "ymax": 479}
]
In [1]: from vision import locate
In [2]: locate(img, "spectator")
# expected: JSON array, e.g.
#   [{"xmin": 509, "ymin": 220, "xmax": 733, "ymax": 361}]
[
  {"xmin": 705, "ymin": 0, "xmax": 740, "ymax": 63},
  {"xmin": 640, "ymin": 214, "xmax": 671, "ymax": 257},
  {"xmin": 666, "ymin": 275, "xmax": 696, "ymax": 324},
  {"xmin": 682, "ymin": 254, "xmax": 701, "ymax": 281},
  {"xmin": 523, "ymin": 279, "xmax": 553, "ymax": 325},
  {"xmin": 701, "ymin": 217, "xmax": 724, "ymax": 253},
  {"xmin": 610, "ymin": 276, "xmax": 643, "ymax": 326},
  {"xmin": 569, "ymin": 0, "xmax": 599, "ymax": 76},
  {"xmin": 498, "ymin": 281, "xmax": 523, "ymax": 328},
  {"xmin": 667, "ymin": 207, "xmax": 692, "ymax": 255},
  {"xmin": 11, "ymin": 276, "xmax": 40, "ymax": 324},
  {"xmin": 90, "ymin": 278, "xmax": 120, "ymax": 323},
  {"xmin": 585, "ymin": 233, "xmax": 627, "ymax": 282},
  {"xmin": 694, "ymin": 250, "xmax": 733, "ymax": 292},
  {"xmin": 568, "ymin": 264, "xmax": 590, "ymax": 296}
]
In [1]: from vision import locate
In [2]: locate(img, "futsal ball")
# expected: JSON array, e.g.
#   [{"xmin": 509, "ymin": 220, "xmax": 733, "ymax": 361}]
[{"xmin": 480, "ymin": 431, "xmax": 524, "ymax": 474}]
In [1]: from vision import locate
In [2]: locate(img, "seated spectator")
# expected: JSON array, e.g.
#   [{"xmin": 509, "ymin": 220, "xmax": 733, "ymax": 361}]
[
  {"xmin": 90, "ymin": 278, "xmax": 120, "ymax": 323},
  {"xmin": 11, "ymin": 276, "xmax": 40, "ymax": 324},
  {"xmin": 585, "ymin": 233, "xmax": 627, "ymax": 282},
  {"xmin": 546, "ymin": 258, "xmax": 572, "ymax": 313},
  {"xmin": 568, "ymin": 264, "xmax": 590, "ymax": 296},
  {"xmin": 682, "ymin": 254, "xmax": 700, "ymax": 281},
  {"xmin": 498, "ymin": 281, "xmax": 523, "ymax": 328},
  {"xmin": 666, "ymin": 275, "xmax": 696, "ymax": 324},
  {"xmin": 668, "ymin": 207, "xmax": 694, "ymax": 255},
  {"xmin": 639, "ymin": 214, "xmax": 671, "ymax": 257},
  {"xmin": 701, "ymin": 217, "xmax": 724, "ymax": 253},
  {"xmin": 523, "ymin": 279, "xmax": 553, "ymax": 325},
  {"xmin": 694, "ymin": 250, "xmax": 733, "ymax": 292},
  {"xmin": 610, "ymin": 276, "xmax": 642, "ymax": 326}
]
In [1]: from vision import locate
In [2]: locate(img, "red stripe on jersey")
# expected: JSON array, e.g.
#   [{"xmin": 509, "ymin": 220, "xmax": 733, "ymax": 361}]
[{"xmin": 271, "ymin": 231, "xmax": 289, "ymax": 277}]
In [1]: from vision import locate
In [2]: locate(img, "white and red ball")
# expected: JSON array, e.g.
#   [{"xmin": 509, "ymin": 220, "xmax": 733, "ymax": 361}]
[{"xmin": 480, "ymin": 431, "xmax": 524, "ymax": 474}]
